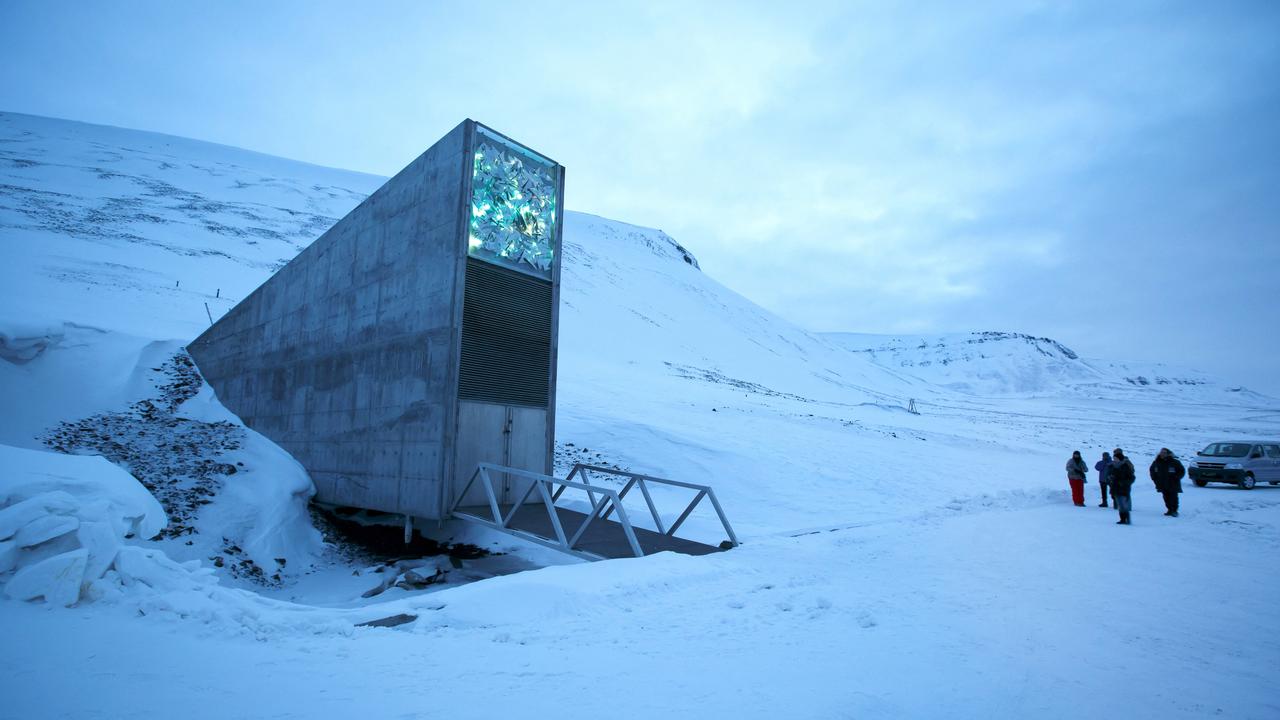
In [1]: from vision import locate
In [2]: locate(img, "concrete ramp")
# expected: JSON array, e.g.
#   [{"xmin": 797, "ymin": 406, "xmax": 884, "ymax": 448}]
[{"xmin": 451, "ymin": 463, "xmax": 738, "ymax": 561}]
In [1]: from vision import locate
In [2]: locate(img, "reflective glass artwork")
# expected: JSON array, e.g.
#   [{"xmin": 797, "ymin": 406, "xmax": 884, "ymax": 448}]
[{"xmin": 469, "ymin": 127, "xmax": 558, "ymax": 277}]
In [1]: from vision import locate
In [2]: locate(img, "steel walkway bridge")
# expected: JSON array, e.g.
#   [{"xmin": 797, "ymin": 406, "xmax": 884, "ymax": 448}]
[{"xmin": 451, "ymin": 463, "xmax": 739, "ymax": 560}]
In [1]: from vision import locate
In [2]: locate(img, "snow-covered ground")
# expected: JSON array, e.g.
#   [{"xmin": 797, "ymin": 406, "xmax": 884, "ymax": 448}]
[
  {"xmin": 1, "ymin": 112, "xmax": 1278, "ymax": 718},
  {"xmin": 7, "ymin": 494, "xmax": 1280, "ymax": 719}
]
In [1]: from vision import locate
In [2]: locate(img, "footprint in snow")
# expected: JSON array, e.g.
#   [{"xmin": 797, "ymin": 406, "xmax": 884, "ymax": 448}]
[{"xmin": 807, "ymin": 597, "xmax": 832, "ymax": 619}]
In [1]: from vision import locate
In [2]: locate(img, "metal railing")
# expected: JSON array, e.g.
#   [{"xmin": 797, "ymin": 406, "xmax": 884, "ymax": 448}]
[
  {"xmin": 562, "ymin": 463, "xmax": 739, "ymax": 548},
  {"xmin": 449, "ymin": 462, "xmax": 739, "ymax": 560},
  {"xmin": 452, "ymin": 463, "xmax": 643, "ymax": 560}
]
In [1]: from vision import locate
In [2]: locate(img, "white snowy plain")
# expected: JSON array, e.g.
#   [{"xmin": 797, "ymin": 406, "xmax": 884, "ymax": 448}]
[{"xmin": 0, "ymin": 112, "xmax": 1278, "ymax": 719}]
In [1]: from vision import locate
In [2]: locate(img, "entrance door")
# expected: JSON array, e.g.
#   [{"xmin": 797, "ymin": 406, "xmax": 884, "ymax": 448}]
[
  {"xmin": 454, "ymin": 401, "xmax": 549, "ymax": 509},
  {"xmin": 455, "ymin": 401, "xmax": 508, "ymax": 509},
  {"xmin": 508, "ymin": 406, "xmax": 549, "ymax": 476}
]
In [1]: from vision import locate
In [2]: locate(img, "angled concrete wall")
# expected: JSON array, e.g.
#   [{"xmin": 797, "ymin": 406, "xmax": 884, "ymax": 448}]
[{"xmin": 189, "ymin": 122, "xmax": 469, "ymax": 519}]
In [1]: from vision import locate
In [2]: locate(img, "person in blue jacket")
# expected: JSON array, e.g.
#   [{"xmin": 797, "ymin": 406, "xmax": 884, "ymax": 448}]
[{"xmin": 1095, "ymin": 451, "xmax": 1113, "ymax": 508}]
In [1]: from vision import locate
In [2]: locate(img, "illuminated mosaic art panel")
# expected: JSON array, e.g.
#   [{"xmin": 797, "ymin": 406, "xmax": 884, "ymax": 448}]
[{"xmin": 468, "ymin": 127, "xmax": 559, "ymax": 277}]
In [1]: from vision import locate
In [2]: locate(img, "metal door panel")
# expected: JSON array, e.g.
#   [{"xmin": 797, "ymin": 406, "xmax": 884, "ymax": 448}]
[
  {"xmin": 455, "ymin": 401, "xmax": 509, "ymax": 507},
  {"xmin": 507, "ymin": 407, "xmax": 548, "ymax": 505},
  {"xmin": 508, "ymin": 407, "xmax": 548, "ymax": 474}
]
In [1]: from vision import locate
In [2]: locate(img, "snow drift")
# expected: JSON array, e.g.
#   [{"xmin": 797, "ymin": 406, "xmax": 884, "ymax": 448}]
[{"xmin": 0, "ymin": 444, "xmax": 167, "ymax": 605}]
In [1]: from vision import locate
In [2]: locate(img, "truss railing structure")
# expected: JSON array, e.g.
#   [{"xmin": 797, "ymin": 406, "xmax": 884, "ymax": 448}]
[
  {"xmin": 562, "ymin": 463, "xmax": 739, "ymax": 548},
  {"xmin": 451, "ymin": 463, "xmax": 641, "ymax": 560},
  {"xmin": 449, "ymin": 462, "xmax": 739, "ymax": 560}
]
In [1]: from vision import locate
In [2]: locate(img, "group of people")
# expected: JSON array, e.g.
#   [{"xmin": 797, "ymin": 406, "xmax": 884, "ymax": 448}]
[{"xmin": 1065, "ymin": 448, "xmax": 1185, "ymax": 525}]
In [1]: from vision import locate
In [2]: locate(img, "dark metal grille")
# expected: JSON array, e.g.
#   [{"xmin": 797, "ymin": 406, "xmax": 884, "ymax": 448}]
[{"xmin": 459, "ymin": 257, "xmax": 553, "ymax": 406}]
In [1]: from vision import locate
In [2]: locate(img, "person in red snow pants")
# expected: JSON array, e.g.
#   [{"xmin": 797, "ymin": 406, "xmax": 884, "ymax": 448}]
[{"xmin": 1065, "ymin": 450, "xmax": 1089, "ymax": 507}]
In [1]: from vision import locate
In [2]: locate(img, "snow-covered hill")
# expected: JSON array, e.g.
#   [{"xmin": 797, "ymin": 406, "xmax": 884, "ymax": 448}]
[
  {"xmin": 2, "ymin": 112, "xmax": 1279, "ymax": 720},
  {"xmin": 0, "ymin": 111, "xmax": 383, "ymax": 339},
  {"xmin": 825, "ymin": 331, "xmax": 1260, "ymax": 401}
]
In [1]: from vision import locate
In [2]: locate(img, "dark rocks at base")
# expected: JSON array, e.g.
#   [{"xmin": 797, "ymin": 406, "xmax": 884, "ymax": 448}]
[
  {"xmin": 360, "ymin": 559, "xmax": 449, "ymax": 599},
  {"xmin": 553, "ymin": 441, "xmax": 629, "ymax": 477},
  {"xmin": 213, "ymin": 537, "xmax": 281, "ymax": 587},
  {"xmin": 356, "ymin": 613, "xmax": 418, "ymax": 629},
  {"xmin": 40, "ymin": 351, "xmax": 244, "ymax": 540},
  {"xmin": 398, "ymin": 566, "xmax": 446, "ymax": 590}
]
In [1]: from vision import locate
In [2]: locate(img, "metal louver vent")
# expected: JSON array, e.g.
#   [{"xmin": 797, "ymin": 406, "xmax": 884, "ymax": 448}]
[{"xmin": 459, "ymin": 257, "xmax": 552, "ymax": 406}]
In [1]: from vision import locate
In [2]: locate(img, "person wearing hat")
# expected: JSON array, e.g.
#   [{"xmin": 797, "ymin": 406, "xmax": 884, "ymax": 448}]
[
  {"xmin": 1110, "ymin": 448, "xmax": 1136, "ymax": 525},
  {"xmin": 1065, "ymin": 450, "xmax": 1089, "ymax": 507},
  {"xmin": 1149, "ymin": 448, "xmax": 1185, "ymax": 517}
]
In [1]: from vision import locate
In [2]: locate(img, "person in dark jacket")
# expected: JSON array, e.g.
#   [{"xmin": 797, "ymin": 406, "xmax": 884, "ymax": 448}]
[
  {"xmin": 1149, "ymin": 447, "xmax": 1186, "ymax": 517},
  {"xmin": 1110, "ymin": 448, "xmax": 1136, "ymax": 524},
  {"xmin": 1095, "ymin": 452, "xmax": 1113, "ymax": 507},
  {"xmin": 1065, "ymin": 451, "xmax": 1089, "ymax": 506}
]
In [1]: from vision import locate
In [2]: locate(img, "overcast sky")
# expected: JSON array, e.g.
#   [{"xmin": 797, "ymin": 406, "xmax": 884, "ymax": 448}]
[{"xmin": 2, "ymin": 1, "xmax": 1277, "ymax": 394}]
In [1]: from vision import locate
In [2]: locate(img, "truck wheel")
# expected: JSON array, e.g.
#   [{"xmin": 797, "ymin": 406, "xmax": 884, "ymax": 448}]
[
  {"xmin": 1192, "ymin": 479, "xmax": 1208, "ymax": 487},
  {"xmin": 1241, "ymin": 474, "xmax": 1256, "ymax": 490}
]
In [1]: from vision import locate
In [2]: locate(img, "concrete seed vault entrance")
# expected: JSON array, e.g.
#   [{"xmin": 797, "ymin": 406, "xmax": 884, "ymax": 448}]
[
  {"xmin": 189, "ymin": 119, "xmax": 564, "ymax": 522},
  {"xmin": 190, "ymin": 120, "xmax": 737, "ymax": 559}
]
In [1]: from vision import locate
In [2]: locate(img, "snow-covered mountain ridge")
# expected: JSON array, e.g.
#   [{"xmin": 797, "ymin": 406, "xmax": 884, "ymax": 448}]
[
  {"xmin": 837, "ymin": 330, "xmax": 1082, "ymax": 361},
  {"xmin": 824, "ymin": 330, "xmax": 1245, "ymax": 399}
]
